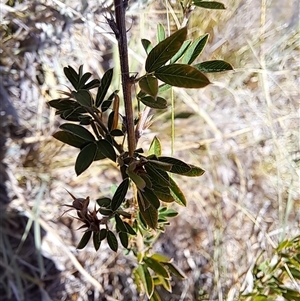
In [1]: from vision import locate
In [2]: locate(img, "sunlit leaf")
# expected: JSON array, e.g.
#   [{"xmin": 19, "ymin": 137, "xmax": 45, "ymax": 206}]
[
  {"xmin": 53, "ymin": 131, "xmax": 87, "ymax": 148},
  {"xmin": 139, "ymin": 76, "xmax": 158, "ymax": 99},
  {"xmin": 140, "ymin": 96, "xmax": 168, "ymax": 109},
  {"xmin": 72, "ymin": 89, "xmax": 93, "ymax": 107},
  {"xmin": 75, "ymin": 142, "xmax": 97, "ymax": 175},
  {"xmin": 150, "ymin": 290, "xmax": 162, "ymax": 301},
  {"xmin": 141, "ymin": 39, "xmax": 153, "ymax": 54},
  {"xmin": 170, "ymin": 40, "xmax": 192, "ymax": 64},
  {"xmin": 146, "ymin": 27, "xmax": 187, "ymax": 72},
  {"xmin": 93, "ymin": 232, "xmax": 101, "ymax": 251},
  {"xmin": 193, "ymin": 1, "xmax": 226, "ymax": 9},
  {"xmin": 158, "ymin": 156, "xmax": 191, "ymax": 174},
  {"xmin": 60, "ymin": 123, "xmax": 95, "ymax": 141},
  {"xmin": 77, "ymin": 231, "xmax": 91, "ymax": 249},
  {"xmin": 143, "ymin": 265, "xmax": 154, "ymax": 298},
  {"xmin": 144, "ymin": 257, "xmax": 170, "ymax": 278},
  {"xmin": 157, "ymin": 276, "xmax": 172, "ymax": 292},
  {"xmin": 111, "ymin": 178, "xmax": 129, "ymax": 211},
  {"xmin": 194, "ymin": 60, "xmax": 234, "ymax": 73},
  {"xmin": 119, "ymin": 232, "xmax": 129, "ymax": 248},
  {"xmin": 96, "ymin": 69, "xmax": 114, "ymax": 107},
  {"xmin": 163, "ymin": 262, "xmax": 186, "ymax": 279},
  {"xmin": 157, "ymin": 23, "xmax": 165, "ymax": 43},
  {"xmin": 160, "ymin": 208, "xmax": 178, "ymax": 218},
  {"xmin": 182, "ymin": 164, "xmax": 205, "ymax": 177},
  {"xmin": 155, "ymin": 64, "xmax": 210, "ymax": 88},
  {"xmin": 150, "ymin": 253, "xmax": 172, "ymax": 263},
  {"xmin": 96, "ymin": 139, "xmax": 116, "ymax": 162},
  {"xmin": 107, "ymin": 230, "xmax": 118, "ymax": 252},
  {"xmin": 169, "ymin": 177, "xmax": 187, "ymax": 206},
  {"xmin": 138, "ymin": 193, "xmax": 158, "ymax": 229},
  {"xmin": 182, "ymin": 34, "xmax": 209, "ymax": 65},
  {"xmin": 148, "ymin": 136, "xmax": 162, "ymax": 156}
]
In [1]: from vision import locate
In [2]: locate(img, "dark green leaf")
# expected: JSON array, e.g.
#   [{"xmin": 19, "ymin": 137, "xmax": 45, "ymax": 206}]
[
  {"xmin": 140, "ymin": 96, "xmax": 167, "ymax": 109},
  {"xmin": 152, "ymin": 184, "xmax": 175, "ymax": 203},
  {"xmin": 111, "ymin": 178, "xmax": 129, "ymax": 211},
  {"xmin": 96, "ymin": 140, "xmax": 116, "ymax": 162},
  {"xmin": 119, "ymin": 232, "xmax": 129, "ymax": 248},
  {"xmin": 100, "ymin": 228, "xmax": 107, "ymax": 240},
  {"xmin": 82, "ymin": 79, "xmax": 100, "ymax": 90},
  {"xmin": 96, "ymin": 197, "xmax": 111, "ymax": 207},
  {"xmin": 146, "ymin": 27, "xmax": 187, "ymax": 72},
  {"xmin": 78, "ymin": 65, "xmax": 83, "ymax": 79},
  {"xmin": 143, "ymin": 265, "xmax": 154, "ymax": 298},
  {"xmin": 182, "ymin": 164, "xmax": 205, "ymax": 177},
  {"xmin": 124, "ymin": 222, "xmax": 137, "ymax": 235},
  {"xmin": 141, "ymin": 187, "xmax": 160, "ymax": 209},
  {"xmin": 194, "ymin": 60, "xmax": 234, "ymax": 73},
  {"xmin": 155, "ymin": 64, "xmax": 210, "ymax": 88},
  {"xmin": 158, "ymin": 156, "xmax": 191, "ymax": 174},
  {"xmin": 79, "ymin": 115, "xmax": 92, "ymax": 125},
  {"xmin": 110, "ymin": 129, "xmax": 124, "ymax": 136},
  {"xmin": 93, "ymin": 232, "xmax": 101, "ymax": 251},
  {"xmin": 160, "ymin": 208, "xmax": 178, "ymax": 218},
  {"xmin": 157, "ymin": 23, "xmax": 165, "ymax": 43},
  {"xmin": 127, "ymin": 168, "xmax": 146, "ymax": 191},
  {"xmin": 182, "ymin": 34, "xmax": 209, "ymax": 65},
  {"xmin": 147, "ymin": 159, "xmax": 172, "ymax": 171},
  {"xmin": 163, "ymin": 262, "xmax": 186, "ymax": 279},
  {"xmin": 107, "ymin": 230, "xmax": 118, "ymax": 252},
  {"xmin": 75, "ymin": 142, "xmax": 97, "ymax": 175},
  {"xmin": 53, "ymin": 131, "xmax": 87, "ymax": 148},
  {"xmin": 96, "ymin": 69, "xmax": 114, "ymax": 107},
  {"xmin": 101, "ymin": 99, "xmax": 113, "ymax": 112},
  {"xmin": 78, "ymin": 72, "xmax": 92, "ymax": 89},
  {"xmin": 115, "ymin": 214, "xmax": 128, "ymax": 232},
  {"xmin": 141, "ymin": 39, "xmax": 153, "ymax": 55},
  {"xmin": 139, "ymin": 76, "xmax": 158, "ymax": 99},
  {"xmin": 148, "ymin": 136, "xmax": 162, "ymax": 156},
  {"xmin": 77, "ymin": 231, "xmax": 91, "ymax": 249},
  {"xmin": 60, "ymin": 123, "xmax": 95, "ymax": 141},
  {"xmin": 144, "ymin": 257, "xmax": 170, "ymax": 278},
  {"xmin": 170, "ymin": 40, "xmax": 192, "ymax": 64},
  {"xmin": 64, "ymin": 66, "xmax": 78, "ymax": 90},
  {"xmin": 193, "ymin": 1, "xmax": 226, "ymax": 9},
  {"xmin": 145, "ymin": 164, "xmax": 170, "ymax": 187},
  {"xmin": 138, "ymin": 193, "xmax": 158, "ymax": 229},
  {"xmin": 60, "ymin": 110, "xmax": 84, "ymax": 121},
  {"xmin": 169, "ymin": 177, "xmax": 187, "ymax": 206},
  {"xmin": 72, "ymin": 89, "xmax": 93, "ymax": 107},
  {"xmin": 48, "ymin": 98, "xmax": 77, "ymax": 111},
  {"xmin": 107, "ymin": 111, "xmax": 115, "ymax": 131}
]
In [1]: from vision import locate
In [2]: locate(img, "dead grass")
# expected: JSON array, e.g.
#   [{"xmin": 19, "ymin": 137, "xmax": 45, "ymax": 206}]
[{"xmin": 0, "ymin": 0, "xmax": 299, "ymax": 300}]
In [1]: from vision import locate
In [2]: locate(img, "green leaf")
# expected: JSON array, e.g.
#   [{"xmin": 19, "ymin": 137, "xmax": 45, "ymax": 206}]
[
  {"xmin": 161, "ymin": 208, "xmax": 178, "ymax": 218},
  {"xmin": 141, "ymin": 39, "xmax": 153, "ymax": 55},
  {"xmin": 100, "ymin": 228, "xmax": 107, "ymax": 240},
  {"xmin": 123, "ymin": 222, "xmax": 137, "ymax": 235},
  {"xmin": 96, "ymin": 69, "xmax": 113, "ymax": 107},
  {"xmin": 77, "ymin": 231, "xmax": 92, "ymax": 249},
  {"xmin": 93, "ymin": 232, "xmax": 101, "ymax": 251},
  {"xmin": 96, "ymin": 139, "xmax": 116, "ymax": 162},
  {"xmin": 115, "ymin": 214, "xmax": 128, "ymax": 233},
  {"xmin": 127, "ymin": 169, "xmax": 146, "ymax": 191},
  {"xmin": 139, "ymin": 76, "xmax": 158, "ymax": 99},
  {"xmin": 158, "ymin": 156, "xmax": 191, "ymax": 174},
  {"xmin": 72, "ymin": 89, "xmax": 93, "ymax": 107},
  {"xmin": 150, "ymin": 290, "xmax": 162, "ymax": 301},
  {"xmin": 182, "ymin": 34, "xmax": 209, "ymax": 65},
  {"xmin": 136, "ymin": 265, "xmax": 154, "ymax": 298},
  {"xmin": 145, "ymin": 164, "xmax": 170, "ymax": 187},
  {"xmin": 75, "ymin": 142, "xmax": 97, "ymax": 175},
  {"xmin": 144, "ymin": 257, "xmax": 170, "ymax": 278},
  {"xmin": 155, "ymin": 64, "xmax": 210, "ymax": 88},
  {"xmin": 141, "ymin": 187, "xmax": 160, "ymax": 209},
  {"xmin": 96, "ymin": 197, "xmax": 111, "ymax": 207},
  {"xmin": 150, "ymin": 253, "xmax": 172, "ymax": 263},
  {"xmin": 157, "ymin": 23, "xmax": 165, "ymax": 43},
  {"xmin": 148, "ymin": 136, "xmax": 162, "ymax": 156},
  {"xmin": 157, "ymin": 276, "xmax": 172, "ymax": 292},
  {"xmin": 194, "ymin": 60, "xmax": 234, "ymax": 73},
  {"xmin": 107, "ymin": 230, "xmax": 118, "ymax": 252},
  {"xmin": 182, "ymin": 164, "xmax": 205, "ymax": 177},
  {"xmin": 169, "ymin": 177, "xmax": 187, "ymax": 206},
  {"xmin": 53, "ymin": 131, "xmax": 87, "ymax": 148},
  {"xmin": 78, "ymin": 72, "xmax": 92, "ymax": 89},
  {"xmin": 146, "ymin": 27, "xmax": 187, "ymax": 72},
  {"xmin": 111, "ymin": 178, "xmax": 129, "ymax": 211},
  {"xmin": 119, "ymin": 232, "xmax": 129, "ymax": 248},
  {"xmin": 140, "ymin": 96, "xmax": 167, "ymax": 109},
  {"xmin": 163, "ymin": 262, "xmax": 186, "ymax": 279},
  {"xmin": 138, "ymin": 193, "xmax": 158, "ymax": 229},
  {"xmin": 193, "ymin": 1, "xmax": 226, "ymax": 9},
  {"xmin": 64, "ymin": 66, "xmax": 78, "ymax": 90},
  {"xmin": 110, "ymin": 129, "xmax": 124, "ymax": 136},
  {"xmin": 170, "ymin": 40, "xmax": 192, "ymax": 64},
  {"xmin": 82, "ymin": 79, "xmax": 100, "ymax": 90},
  {"xmin": 48, "ymin": 98, "xmax": 78, "ymax": 111},
  {"xmin": 60, "ymin": 123, "xmax": 95, "ymax": 141},
  {"xmin": 152, "ymin": 184, "xmax": 175, "ymax": 203}
]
